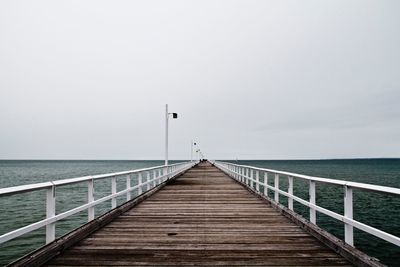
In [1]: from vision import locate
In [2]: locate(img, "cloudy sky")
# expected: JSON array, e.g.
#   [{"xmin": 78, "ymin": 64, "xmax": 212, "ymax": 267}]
[{"xmin": 1, "ymin": 0, "xmax": 399, "ymax": 160}]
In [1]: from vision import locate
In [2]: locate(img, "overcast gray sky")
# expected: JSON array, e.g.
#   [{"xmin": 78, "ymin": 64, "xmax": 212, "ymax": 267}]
[{"xmin": 1, "ymin": 0, "xmax": 399, "ymax": 160}]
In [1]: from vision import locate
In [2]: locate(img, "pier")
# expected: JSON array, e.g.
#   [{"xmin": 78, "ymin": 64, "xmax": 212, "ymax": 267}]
[
  {"xmin": 5, "ymin": 161, "xmax": 397, "ymax": 266},
  {"xmin": 43, "ymin": 161, "xmax": 351, "ymax": 266}
]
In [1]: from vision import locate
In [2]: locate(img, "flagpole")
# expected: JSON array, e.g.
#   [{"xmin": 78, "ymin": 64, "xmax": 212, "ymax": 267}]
[{"xmin": 191, "ymin": 140, "xmax": 193, "ymax": 162}]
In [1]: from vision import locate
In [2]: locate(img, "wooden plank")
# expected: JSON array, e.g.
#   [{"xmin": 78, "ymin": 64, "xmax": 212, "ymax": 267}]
[{"xmin": 41, "ymin": 162, "xmax": 355, "ymax": 266}]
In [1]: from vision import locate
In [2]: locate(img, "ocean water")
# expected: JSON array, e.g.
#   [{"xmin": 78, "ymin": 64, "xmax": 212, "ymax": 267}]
[{"xmin": 0, "ymin": 159, "xmax": 399, "ymax": 266}]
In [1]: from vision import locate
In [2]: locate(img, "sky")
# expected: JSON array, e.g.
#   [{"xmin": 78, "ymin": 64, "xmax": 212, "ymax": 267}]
[{"xmin": 0, "ymin": 0, "xmax": 399, "ymax": 160}]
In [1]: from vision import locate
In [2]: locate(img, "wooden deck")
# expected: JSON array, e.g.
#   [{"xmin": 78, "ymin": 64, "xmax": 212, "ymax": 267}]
[{"xmin": 45, "ymin": 162, "xmax": 351, "ymax": 266}]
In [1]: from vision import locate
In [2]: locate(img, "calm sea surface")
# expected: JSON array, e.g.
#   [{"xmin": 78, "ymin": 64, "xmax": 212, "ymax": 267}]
[{"xmin": 0, "ymin": 159, "xmax": 399, "ymax": 266}]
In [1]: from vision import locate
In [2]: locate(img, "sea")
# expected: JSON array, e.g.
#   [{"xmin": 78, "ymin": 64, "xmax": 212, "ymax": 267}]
[{"xmin": 0, "ymin": 159, "xmax": 399, "ymax": 266}]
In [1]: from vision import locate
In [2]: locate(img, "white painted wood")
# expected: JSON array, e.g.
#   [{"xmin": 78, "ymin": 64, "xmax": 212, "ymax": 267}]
[
  {"xmin": 274, "ymin": 174, "xmax": 279, "ymax": 203},
  {"xmin": 111, "ymin": 177, "xmax": 117, "ymax": 209},
  {"xmin": 264, "ymin": 172, "xmax": 268, "ymax": 197},
  {"xmin": 344, "ymin": 185, "xmax": 354, "ymax": 246},
  {"xmin": 288, "ymin": 176, "xmax": 293, "ymax": 211},
  {"xmin": 87, "ymin": 179, "xmax": 95, "ymax": 221},
  {"xmin": 165, "ymin": 104, "xmax": 169, "ymax": 166},
  {"xmin": 309, "ymin": 181, "xmax": 316, "ymax": 224},
  {"xmin": 46, "ymin": 185, "xmax": 56, "ymax": 244},
  {"xmin": 0, "ymin": 162, "xmax": 192, "ymax": 197},
  {"xmin": 256, "ymin": 171, "xmax": 260, "ymax": 192},
  {"xmin": 126, "ymin": 175, "xmax": 131, "ymax": 201},
  {"xmin": 138, "ymin": 173, "xmax": 143, "ymax": 195},
  {"xmin": 214, "ymin": 161, "xmax": 400, "ymax": 195},
  {"xmin": 248, "ymin": 169, "xmax": 251, "ymax": 187},
  {"xmin": 146, "ymin": 172, "xmax": 151, "ymax": 191}
]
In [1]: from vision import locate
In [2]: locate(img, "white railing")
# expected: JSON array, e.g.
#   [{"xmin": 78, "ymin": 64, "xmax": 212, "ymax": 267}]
[
  {"xmin": 0, "ymin": 161, "xmax": 196, "ymax": 245},
  {"xmin": 213, "ymin": 161, "xmax": 400, "ymax": 248}
]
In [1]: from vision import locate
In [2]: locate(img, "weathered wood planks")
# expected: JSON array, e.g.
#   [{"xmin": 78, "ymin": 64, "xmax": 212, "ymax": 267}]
[{"xmin": 45, "ymin": 162, "xmax": 352, "ymax": 266}]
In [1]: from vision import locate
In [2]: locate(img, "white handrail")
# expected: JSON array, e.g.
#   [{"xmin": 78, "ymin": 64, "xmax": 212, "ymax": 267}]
[
  {"xmin": 0, "ymin": 162, "xmax": 190, "ymax": 196},
  {"xmin": 0, "ymin": 161, "xmax": 196, "ymax": 245},
  {"xmin": 213, "ymin": 160, "xmax": 400, "ymax": 248}
]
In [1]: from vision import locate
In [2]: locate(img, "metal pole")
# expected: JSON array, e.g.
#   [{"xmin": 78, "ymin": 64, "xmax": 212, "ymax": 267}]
[
  {"xmin": 165, "ymin": 104, "xmax": 168, "ymax": 166},
  {"xmin": 191, "ymin": 140, "xmax": 193, "ymax": 162}
]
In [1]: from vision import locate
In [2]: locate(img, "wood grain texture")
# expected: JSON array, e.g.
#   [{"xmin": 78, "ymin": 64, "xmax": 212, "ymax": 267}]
[{"xmin": 46, "ymin": 162, "xmax": 352, "ymax": 266}]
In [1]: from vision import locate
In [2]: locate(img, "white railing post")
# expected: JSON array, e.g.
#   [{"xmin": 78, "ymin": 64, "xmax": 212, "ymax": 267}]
[
  {"xmin": 153, "ymin": 170, "xmax": 156, "ymax": 188},
  {"xmin": 138, "ymin": 173, "xmax": 143, "ymax": 195},
  {"xmin": 46, "ymin": 185, "xmax": 56, "ymax": 244},
  {"xmin": 274, "ymin": 173, "xmax": 279, "ymax": 203},
  {"xmin": 88, "ymin": 179, "xmax": 94, "ymax": 221},
  {"xmin": 250, "ymin": 169, "xmax": 253, "ymax": 188},
  {"xmin": 288, "ymin": 176, "xmax": 293, "ymax": 211},
  {"xmin": 156, "ymin": 170, "xmax": 160, "ymax": 185},
  {"xmin": 146, "ymin": 172, "xmax": 151, "ymax": 191},
  {"xmin": 264, "ymin": 172, "xmax": 268, "ymax": 197},
  {"xmin": 235, "ymin": 166, "xmax": 239, "ymax": 180},
  {"xmin": 151, "ymin": 173, "xmax": 154, "ymax": 189},
  {"xmin": 111, "ymin": 177, "xmax": 117, "ymax": 209},
  {"xmin": 126, "ymin": 174, "xmax": 131, "ymax": 201},
  {"xmin": 344, "ymin": 185, "xmax": 354, "ymax": 246},
  {"xmin": 309, "ymin": 181, "xmax": 316, "ymax": 224},
  {"xmin": 256, "ymin": 171, "xmax": 260, "ymax": 192},
  {"xmin": 249, "ymin": 168, "xmax": 252, "ymax": 186},
  {"xmin": 148, "ymin": 172, "xmax": 152, "ymax": 190}
]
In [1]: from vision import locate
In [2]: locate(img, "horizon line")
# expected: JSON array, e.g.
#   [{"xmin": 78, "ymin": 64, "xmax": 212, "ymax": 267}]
[{"xmin": 0, "ymin": 157, "xmax": 399, "ymax": 161}]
